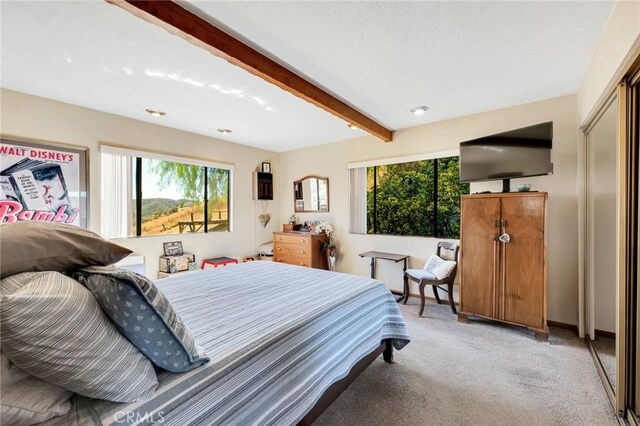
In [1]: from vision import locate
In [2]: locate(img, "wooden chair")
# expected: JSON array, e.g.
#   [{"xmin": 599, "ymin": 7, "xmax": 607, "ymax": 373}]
[{"xmin": 403, "ymin": 242, "xmax": 460, "ymax": 316}]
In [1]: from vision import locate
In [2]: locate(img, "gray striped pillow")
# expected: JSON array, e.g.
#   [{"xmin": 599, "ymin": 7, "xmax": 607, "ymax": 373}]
[
  {"xmin": 0, "ymin": 271, "xmax": 158, "ymax": 402},
  {"xmin": 1, "ymin": 353, "xmax": 73, "ymax": 425}
]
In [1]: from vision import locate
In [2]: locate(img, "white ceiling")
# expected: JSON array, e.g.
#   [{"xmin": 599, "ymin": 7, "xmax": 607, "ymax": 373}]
[{"xmin": 1, "ymin": 1, "xmax": 614, "ymax": 152}]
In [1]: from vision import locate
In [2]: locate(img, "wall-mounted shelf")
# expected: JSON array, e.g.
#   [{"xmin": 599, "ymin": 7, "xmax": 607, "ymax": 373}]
[{"xmin": 253, "ymin": 171, "xmax": 273, "ymax": 200}]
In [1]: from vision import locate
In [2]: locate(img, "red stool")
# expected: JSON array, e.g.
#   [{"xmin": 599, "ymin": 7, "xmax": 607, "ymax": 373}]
[{"xmin": 201, "ymin": 257, "xmax": 238, "ymax": 269}]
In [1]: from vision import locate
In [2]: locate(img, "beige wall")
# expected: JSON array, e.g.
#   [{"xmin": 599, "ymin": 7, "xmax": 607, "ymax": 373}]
[
  {"xmin": 279, "ymin": 95, "xmax": 579, "ymax": 325},
  {"xmin": 0, "ymin": 89, "xmax": 280, "ymax": 276},
  {"xmin": 577, "ymin": 0, "xmax": 640, "ymax": 126}
]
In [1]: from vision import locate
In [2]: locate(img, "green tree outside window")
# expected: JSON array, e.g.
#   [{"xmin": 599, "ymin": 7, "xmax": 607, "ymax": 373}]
[{"xmin": 367, "ymin": 156, "xmax": 469, "ymax": 238}]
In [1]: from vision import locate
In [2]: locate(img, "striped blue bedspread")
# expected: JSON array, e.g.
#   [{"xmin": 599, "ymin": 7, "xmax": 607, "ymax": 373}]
[{"xmin": 46, "ymin": 261, "xmax": 410, "ymax": 425}]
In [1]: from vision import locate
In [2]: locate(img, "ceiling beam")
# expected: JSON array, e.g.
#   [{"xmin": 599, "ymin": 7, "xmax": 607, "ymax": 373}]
[{"xmin": 106, "ymin": 0, "xmax": 393, "ymax": 142}]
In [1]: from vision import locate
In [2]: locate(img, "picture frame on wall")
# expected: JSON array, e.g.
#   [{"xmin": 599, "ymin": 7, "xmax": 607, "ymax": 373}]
[
  {"xmin": 0, "ymin": 137, "xmax": 89, "ymax": 228},
  {"xmin": 261, "ymin": 162, "xmax": 271, "ymax": 173},
  {"xmin": 163, "ymin": 241, "xmax": 184, "ymax": 256}
]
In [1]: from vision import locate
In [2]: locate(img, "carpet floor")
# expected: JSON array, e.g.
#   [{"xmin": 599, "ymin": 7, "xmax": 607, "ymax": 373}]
[{"xmin": 316, "ymin": 299, "xmax": 617, "ymax": 426}]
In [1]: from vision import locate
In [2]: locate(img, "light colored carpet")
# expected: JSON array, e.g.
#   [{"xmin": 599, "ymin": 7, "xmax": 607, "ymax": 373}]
[{"xmin": 316, "ymin": 299, "xmax": 617, "ymax": 426}]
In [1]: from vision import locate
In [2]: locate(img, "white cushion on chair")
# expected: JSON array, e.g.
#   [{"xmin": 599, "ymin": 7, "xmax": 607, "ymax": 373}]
[
  {"xmin": 423, "ymin": 254, "xmax": 456, "ymax": 280},
  {"xmin": 440, "ymin": 247, "xmax": 457, "ymax": 261},
  {"xmin": 406, "ymin": 269, "xmax": 437, "ymax": 281}
]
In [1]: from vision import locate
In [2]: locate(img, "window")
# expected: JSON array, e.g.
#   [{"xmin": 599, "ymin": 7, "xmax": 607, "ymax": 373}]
[
  {"xmin": 101, "ymin": 146, "xmax": 232, "ymax": 238},
  {"xmin": 350, "ymin": 154, "xmax": 469, "ymax": 239}
]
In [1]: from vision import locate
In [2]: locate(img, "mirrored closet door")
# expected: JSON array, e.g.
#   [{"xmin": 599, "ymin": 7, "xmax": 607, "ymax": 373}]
[{"xmin": 585, "ymin": 94, "xmax": 618, "ymax": 397}]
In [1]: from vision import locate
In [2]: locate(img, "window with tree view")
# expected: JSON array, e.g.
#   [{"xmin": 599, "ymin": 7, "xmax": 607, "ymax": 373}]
[
  {"xmin": 366, "ymin": 156, "xmax": 469, "ymax": 238},
  {"xmin": 100, "ymin": 147, "xmax": 231, "ymax": 239}
]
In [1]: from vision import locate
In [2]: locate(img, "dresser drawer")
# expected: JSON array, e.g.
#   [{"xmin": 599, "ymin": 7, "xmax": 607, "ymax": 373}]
[
  {"xmin": 274, "ymin": 243, "xmax": 311, "ymax": 257},
  {"xmin": 274, "ymin": 233, "xmax": 311, "ymax": 245},
  {"xmin": 274, "ymin": 254, "xmax": 311, "ymax": 267}
]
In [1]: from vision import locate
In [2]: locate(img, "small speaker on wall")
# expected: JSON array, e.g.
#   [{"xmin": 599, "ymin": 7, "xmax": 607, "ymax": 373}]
[{"xmin": 253, "ymin": 171, "xmax": 273, "ymax": 200}]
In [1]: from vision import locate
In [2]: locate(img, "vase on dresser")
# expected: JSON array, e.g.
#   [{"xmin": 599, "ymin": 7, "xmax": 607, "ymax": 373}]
[{"xmin": 325, "ymin": 245, "xmax": 337, "ymax": 272}]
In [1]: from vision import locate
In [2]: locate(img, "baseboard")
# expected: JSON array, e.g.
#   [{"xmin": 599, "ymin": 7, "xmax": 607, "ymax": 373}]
[
  {"xmin": 405, "ymin": 296, "xmax": 581, "ymax": 336},
  {"xmin": 594, "ymin": 329, "xmax": 616, "ymax": 339},
  {"xmin": 544, "ymin": 320, "xmax": 579, "ymax": 335}
]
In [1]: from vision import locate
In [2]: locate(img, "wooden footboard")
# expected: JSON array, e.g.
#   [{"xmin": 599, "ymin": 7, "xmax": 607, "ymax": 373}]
[{"xmin": 298, "ymin": 339, "xmax": 393, "ymax": 425}]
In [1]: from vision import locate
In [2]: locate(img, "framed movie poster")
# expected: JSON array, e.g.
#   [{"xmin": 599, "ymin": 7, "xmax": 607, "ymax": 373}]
[{"xmin": 0, "ymin": 138, "xmax": 89, "ymax": 228}]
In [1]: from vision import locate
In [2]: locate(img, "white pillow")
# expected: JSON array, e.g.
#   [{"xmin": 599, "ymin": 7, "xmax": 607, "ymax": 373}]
[
  {"xmin": 440, "ymin": 247, "xmax": 457, "ymax": 261},
  {"xmin": 423, "ymin": 254, "xmax": 456, "ymax": 280},
  {"xmin": 1, "ymin": 353, "xmax": 72, "ymax": 425}
]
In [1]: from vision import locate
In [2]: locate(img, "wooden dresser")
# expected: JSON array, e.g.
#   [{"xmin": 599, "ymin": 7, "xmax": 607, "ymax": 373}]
[{"xmin": 273, "ymin": 231, "xmax": 328, "ymax": 270}]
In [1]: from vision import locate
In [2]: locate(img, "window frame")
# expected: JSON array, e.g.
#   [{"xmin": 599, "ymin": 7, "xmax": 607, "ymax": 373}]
[{"xmin": 101, "ymin": 145, "xmax": 234, "ymax": 238}]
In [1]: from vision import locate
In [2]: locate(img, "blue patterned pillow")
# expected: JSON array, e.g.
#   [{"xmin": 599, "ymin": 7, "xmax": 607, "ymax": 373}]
[{"xmin": 73, "ymin": 267, "xmax": 209, "ymax": 373}]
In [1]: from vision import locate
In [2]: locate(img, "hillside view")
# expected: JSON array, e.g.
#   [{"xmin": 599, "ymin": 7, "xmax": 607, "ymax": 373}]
[
  {"xmin": 132, "ymin": 198, "xmax": 228, "ymax": 235},
  {"xmin": 138, "ymin": 198, "xmax": 195, "ymax": 222}
]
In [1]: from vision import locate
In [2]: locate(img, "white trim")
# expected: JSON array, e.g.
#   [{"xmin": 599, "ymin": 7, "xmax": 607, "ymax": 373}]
[
  {"xmin": 100, "ymin": 144, "xmax": 234, "ymax": 171},
  {"xmin": 346, "ymin": 149, "xmax": 459, "ymax": 169},
  {"xmin": 228, "ymin": 171, "xmax": 234, "ymax": 232}
]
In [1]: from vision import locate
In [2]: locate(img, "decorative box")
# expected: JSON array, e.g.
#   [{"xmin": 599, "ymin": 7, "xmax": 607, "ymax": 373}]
[{"xmin": 159, "ymin": 253, "xmax": 195, "ymax": 273}]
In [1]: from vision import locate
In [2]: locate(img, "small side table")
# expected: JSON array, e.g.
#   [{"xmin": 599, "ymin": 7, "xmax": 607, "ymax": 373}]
[
  {"xmin": 358, "ymin": 251, "xmax": 409, "ymax": 303},
  {"xmin": 201, "ymin": 257, "xmax": 238, "ymax": 269}
]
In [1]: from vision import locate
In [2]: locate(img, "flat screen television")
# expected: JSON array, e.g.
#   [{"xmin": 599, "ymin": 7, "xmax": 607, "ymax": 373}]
[{"xmin": 459, "ymin": 122, "xmax": 553, "ymax": 192}]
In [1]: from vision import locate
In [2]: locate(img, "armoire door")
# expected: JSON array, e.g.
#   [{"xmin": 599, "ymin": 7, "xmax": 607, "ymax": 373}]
[
  {"xmin": 500, "ymin": 195, "xmax": 546, "ymax": 328},
  {"xmin": 460, "ymin": 196, "xmax": 501, "ymax": 318}
]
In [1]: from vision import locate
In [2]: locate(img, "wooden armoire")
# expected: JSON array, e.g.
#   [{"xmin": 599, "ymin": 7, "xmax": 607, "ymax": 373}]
[{"xmin": 458, "ymin": 192, "xmax": 548, "ymax": 340}]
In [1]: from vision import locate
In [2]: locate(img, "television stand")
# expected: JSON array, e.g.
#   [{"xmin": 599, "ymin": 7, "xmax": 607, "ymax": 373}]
[{"xmin": 502, "ymin": 178, "xmax": 511, "ymax": 193}]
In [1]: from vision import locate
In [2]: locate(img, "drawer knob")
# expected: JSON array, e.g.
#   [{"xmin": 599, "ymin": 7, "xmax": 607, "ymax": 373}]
[
  {"xmin": 278, "ymin": 248, "xmax": 282, "ymax": 251},
  {"xmin": 300, "ymin": 262, "xmax": 305, "ymax": 266},
  {"xmin": 300, "ymin": 250, "xmax": 305, "ymax": 254},
  {"xmin": 276, "ymin": 259, "xmax": 282, "ymax": 262},
  {"xmin": 300, "ymin": 239, "xmax": 306, "ymax": 242}
]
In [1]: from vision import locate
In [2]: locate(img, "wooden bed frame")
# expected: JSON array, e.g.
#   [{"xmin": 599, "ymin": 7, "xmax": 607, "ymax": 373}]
[{"xmin": 298, "ymin": 339, "xmax": 394, "ymax": 425}]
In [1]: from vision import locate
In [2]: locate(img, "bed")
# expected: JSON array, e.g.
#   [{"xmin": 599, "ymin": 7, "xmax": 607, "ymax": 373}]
[{"xmin": 42, "ymin": 261, "xmax": 410, "ymax": 425}]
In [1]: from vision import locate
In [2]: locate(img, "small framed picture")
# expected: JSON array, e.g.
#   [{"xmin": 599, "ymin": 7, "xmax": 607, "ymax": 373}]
[
  {"xmin": 262, "ymin": 162, "xmax": 271, "ymax": 173},
  {"xmin": 163, "ymin": 241, "xmax": 184, "ymax": 256}
]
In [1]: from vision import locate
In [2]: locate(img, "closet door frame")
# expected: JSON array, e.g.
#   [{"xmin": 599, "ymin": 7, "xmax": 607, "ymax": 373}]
[
  {"xmin": 579, "ymin": 46, "xmax": 640, "ymax": 422},
  {"xmin": 622, "ymin": 63, "xmax": 640, "ymax": 426},
  {"xmin": 582, "ymin": 91, "xmax": 618, "ymax": 406},
  {"xmin": 584, "ymin": 93, "xmax": 618, "ymax": 343},
  {"xmin": 616, "ymin": 78, "xmax": 629, "ymax": 419}
]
